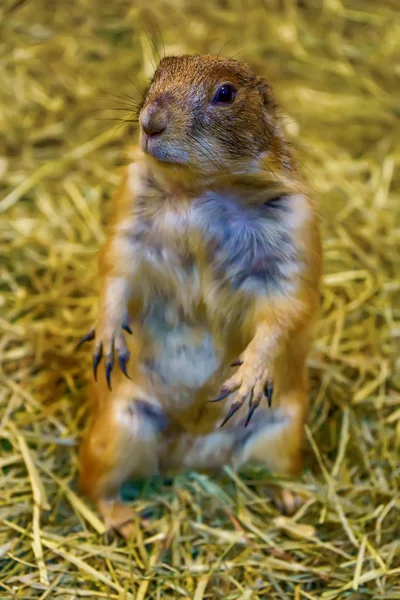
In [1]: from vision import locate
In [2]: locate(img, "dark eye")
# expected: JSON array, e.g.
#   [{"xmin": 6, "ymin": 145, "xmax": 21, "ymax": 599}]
[{"xmin": 212, "ymin": 84, "xmax": 236, "ymax": 104}]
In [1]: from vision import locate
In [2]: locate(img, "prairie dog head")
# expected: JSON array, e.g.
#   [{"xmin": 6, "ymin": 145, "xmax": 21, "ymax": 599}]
[{"xmin": 138, "ymin": 54, "xmax": 279, "ymax": 180}]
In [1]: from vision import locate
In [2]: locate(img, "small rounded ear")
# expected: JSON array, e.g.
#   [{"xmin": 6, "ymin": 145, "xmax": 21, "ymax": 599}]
[{"xmin": 257, "ymin": 78, "xmax": 278, "ymax": 113}]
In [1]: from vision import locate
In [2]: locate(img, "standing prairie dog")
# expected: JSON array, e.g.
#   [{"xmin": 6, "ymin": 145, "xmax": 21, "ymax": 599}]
[{"xmin": 78, "ymin": 54, "xmax": 322, "ymax": 538}]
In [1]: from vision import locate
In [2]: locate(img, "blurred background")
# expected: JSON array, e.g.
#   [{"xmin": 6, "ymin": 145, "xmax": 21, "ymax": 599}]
[{"xmin": 0, "ymin": 0, "xmax": 399, "ymax": 598}]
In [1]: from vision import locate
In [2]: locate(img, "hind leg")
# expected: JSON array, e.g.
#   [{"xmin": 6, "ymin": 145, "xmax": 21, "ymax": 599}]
[
  {"xmin": 162, "ymin": 402, "xmax": 306, "ymax": 515},
  {"xmin": 165, "ymin": 332, "xmax": 310, "ymax": 514},
  {"xmin": 235, "ymin": 332, "xmax": 310, "ymax": 514},
  {"xmin": 235, "ymin": 395, "xmax": 307, "ymax": 515},
  {"xmin": 79, "ymin": 377, "xmax": 167, "ymax": 537},
  {"xmin": 162, "ymin": 386, "xmax": 305, "ymax": 474}
]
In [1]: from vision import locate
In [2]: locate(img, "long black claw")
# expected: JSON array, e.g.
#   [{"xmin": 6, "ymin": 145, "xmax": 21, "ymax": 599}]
[
  {"xmin": 77, "ymin": 329, "xmax": 95, "ymax": 349},
  {"xmin": 118, "ymin": 353, "xmax": 131, "ymax": 379},
  {"xmin": 230, "ymin": 359, "xmax": 243, "ymax": 367},
  {"xmin": 122, "ymin": 324, "xmax": 133, "ymax": 335},
  {"xmin": 246, "ymin": 390, "xmax": 261, "ymax": 427},
  {"xmin": 93, "ymin": 345, "xmax": 103, "ymax": 381},
  {"xmin": 244, "ymin": 390, "xmax": 254, "ymax": 427},
  {"xmin": 105, "ymin": 359, "xmax": 113, "ymax": 390},
  {"xmin": 265, "ymin": 380, "xmax": 274, "ymax": 408},
  {"xmin": 210, "ymin": 388, "xmax": 231, "ymax": 403},
  {"xmin": 220, "ymin": 401, "xmax": 242, "ymax": 428},
  {"xmin": 245, "ymin": 404, "xmax": 258, "ymax": 427}
]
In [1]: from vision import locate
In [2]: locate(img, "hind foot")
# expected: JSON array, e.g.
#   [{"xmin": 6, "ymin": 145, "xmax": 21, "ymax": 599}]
[
  {"xmin": 99, "ymin": 499, "xmax": 137, "ymax": 539},
  {"xmin": 272, "ymin": 487, "xmax": 306, "ymax": 515}
]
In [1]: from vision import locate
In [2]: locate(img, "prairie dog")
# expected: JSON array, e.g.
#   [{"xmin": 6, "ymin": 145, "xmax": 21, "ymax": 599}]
[{"xmin": 78, "ymin": 54, "xmax": 322, "ymax": 537}]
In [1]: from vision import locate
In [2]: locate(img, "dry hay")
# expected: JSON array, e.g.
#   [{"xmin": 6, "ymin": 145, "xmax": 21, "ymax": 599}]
[{"xmin": 0, "ymin": 0, "xmax": 399, "ymax": 598}]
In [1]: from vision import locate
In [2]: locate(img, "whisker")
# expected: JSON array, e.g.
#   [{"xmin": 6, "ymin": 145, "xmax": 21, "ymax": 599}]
[
  {"xmin": 92, "ymin": 107, "xmax": 140, "ymax": 113},
  {"xmin": 188, "ymin": 137, "xmax": 223, "ymax": 176},
  {"xmin": 195, "ymin": 137, "xmax": 232, "ymax": 178},
  {"xmin": 241, "ymin": 140, "xmax": 284, "ymax": 185},
  {"xmin": 141, "ymin": 27, "xmax": 161, "ymax": 65},
  {"xmin": 188, "ymin": 133, "xmax": 233, "ymax": 181},
  {"xmin": 262, "ymin": 158, "xmax": 282, "ymax": 183},
  {"xmin": 94, "ymin": 118, "xmax": 138, "ymax": 123},
  {"xmin": 138, "ymin": 28, "xmax": 158, "ymax": 73},
  {"xmin": 97, "ymin": 101, "xmax": 141, "ymax": 116},
  {"xmin": 228, "ymin": 49, "xmax": 245, "ymax": 60},
  {"xmin": 286, "ymin": 140, "xmax": 316, "ymax": 177},
  {"xmin": 104, "ymin": 92, "xmax": 142, "ymax": 106},
  {"xmin": 150, "ymin": 14, "xmax": 166, "ymax": 59},
  {"xmin": 125, "ymin": 75, "xmax": 148, "ymax": 100},
  {"xmin": 217, "ymin": 40, "xmax": 232, "ymax": 59},
  {"xmin": 112, "ymin": 117, "xmax": 137, "ymax": 137}
]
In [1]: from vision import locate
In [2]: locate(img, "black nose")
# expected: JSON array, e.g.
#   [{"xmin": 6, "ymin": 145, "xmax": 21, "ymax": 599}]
[{"xmin": 140, "ymin": 106, "xmax": 167, "ymax": 137}]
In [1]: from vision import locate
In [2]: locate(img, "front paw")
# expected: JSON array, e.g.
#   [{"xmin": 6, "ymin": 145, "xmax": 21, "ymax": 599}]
[
  {"xmin": 211, "ymin": 359, "xmax": 273, "ymax": 428},
  {"xmin": 77, "ymin": 321, "xmax": 132, "ymax": 389}
]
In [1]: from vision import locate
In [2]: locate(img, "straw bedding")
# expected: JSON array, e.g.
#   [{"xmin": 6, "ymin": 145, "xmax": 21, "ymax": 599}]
[{"xmin": 0, "ymin": 0, "xmax": 399, "ymax": 598}]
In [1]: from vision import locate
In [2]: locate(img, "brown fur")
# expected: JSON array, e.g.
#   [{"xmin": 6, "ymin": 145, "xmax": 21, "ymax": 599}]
[{"xmin": 78, "ymin": 54, "xmax": 322, "ymax": 537}]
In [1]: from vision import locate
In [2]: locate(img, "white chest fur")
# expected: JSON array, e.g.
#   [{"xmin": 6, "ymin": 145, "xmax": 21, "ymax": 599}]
[{"xmin": 114, "ymin": 160, "xmax": 308, "ymax": 393}]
